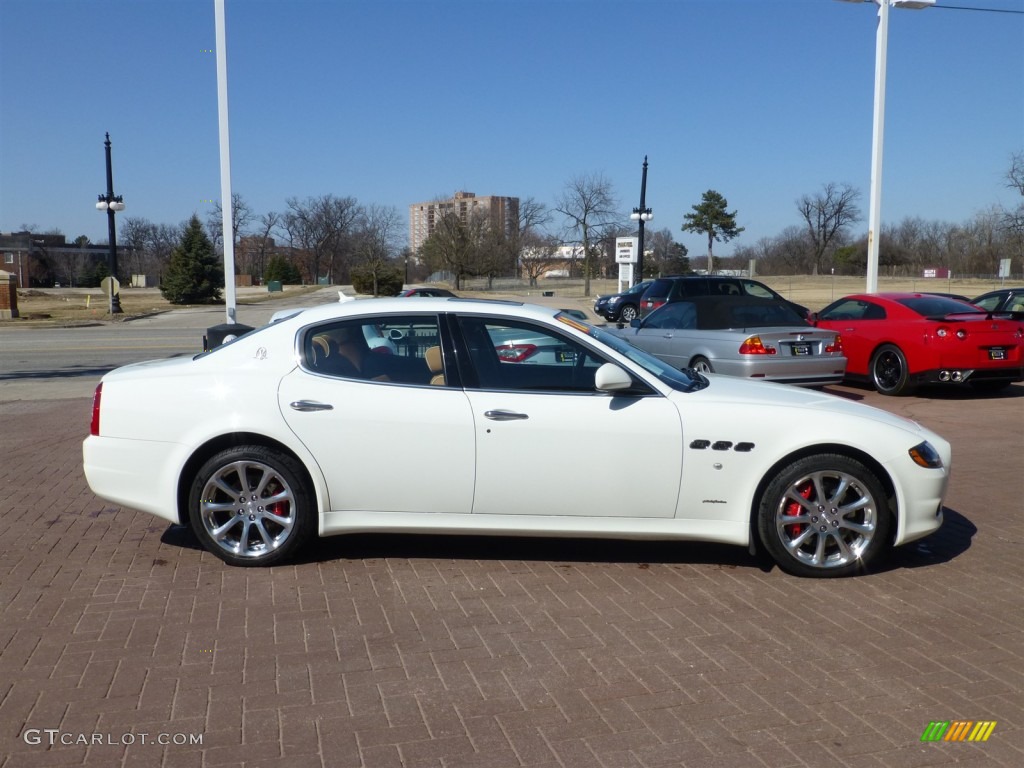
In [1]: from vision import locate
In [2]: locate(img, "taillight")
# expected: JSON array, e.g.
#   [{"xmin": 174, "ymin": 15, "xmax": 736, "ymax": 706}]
[
  {"xmin": 826, "ymin": 334, "xmax": 843, "ymax": 354},
  {"xmin": 739, "ymin": 336, "xmax": 776, "ymax": 355},
  {"xmin": 90, "ymin": 383, "xmax": 102, "ymax": 436},
  {"xmin": 495, "ymin": 343, "xmax": 537, "ymax": 363}
]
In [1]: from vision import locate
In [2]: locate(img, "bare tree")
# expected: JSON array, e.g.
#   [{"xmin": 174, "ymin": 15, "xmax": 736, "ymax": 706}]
[
  {"xmin": 1000, "ymin": 152, "xmax": 1024, "ymax": 264},
  {"xmin": 644, "ymin": 228, "xmax": 689, "ymax": 276},
  {"xmin": 420, "ymin": 209, "xmax": 490, "ymax": 289},
  {"xmin": 555, "ymin": 173, "xmax": 618, "ymax": 296},
  {"xmin": 120, "ymin": 217, "xmax": 155, "ymax": 279},
  {"xmin": 236, "ymin": 211, "xmax": 282, "ymax": 283},
  {"xmin": 206, "ymin": 193, "xmax": 254, "ymax": 248},
  {"xmin": 796, "ymin": 182, "xmax": 862, "ymax": 275},
  {"xmin": 518, "ymin": 231, "xmax": 561, "ymax": 287},
  {"xmin": 352, "ymin": 204, "xmax": 403, "ymax": 295},
  {"xmin": 282, "ymin": 195, "xmax": 361, "ymax": 283}
]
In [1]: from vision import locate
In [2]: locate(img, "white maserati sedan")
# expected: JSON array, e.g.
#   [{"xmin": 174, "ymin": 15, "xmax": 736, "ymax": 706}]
[{"xmin": 83, "ymin": 298, "xmax": 951, "ymax": 578}]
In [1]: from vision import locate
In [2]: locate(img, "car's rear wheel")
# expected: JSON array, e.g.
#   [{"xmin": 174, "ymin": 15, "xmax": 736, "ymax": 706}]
[
  {"xmin": 188, "ymin": 446, "xmax": 314, "ymax": 567},
  {"xmin": 870, "ymin": 344, "xmax": 915, "ymax": 396},
  {"xmin": 690, "ymin": 356, "xmax": 714, "ymax": 374},
  {"xmin": 619, "ymin": 304, "xmax": 638, "ymax": 322},
  {"xmin": 757, "ymin": 454, "xmax": 891, "ymax": 578}
]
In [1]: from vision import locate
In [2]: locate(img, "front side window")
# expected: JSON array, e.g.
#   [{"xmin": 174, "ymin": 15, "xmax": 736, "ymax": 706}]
[
  {"xmin": 457, "ymin": 317, "xmax": 607, "ymax": 393},
  {"xmin": 302, "ymin": 315, "xmax": 443, "ymax": 385}
]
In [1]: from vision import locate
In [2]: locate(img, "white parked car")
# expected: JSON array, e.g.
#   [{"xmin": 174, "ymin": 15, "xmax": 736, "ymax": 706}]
[{"xmin": 83, "ymin": 298, "xmax": 951, "ymax": 577}]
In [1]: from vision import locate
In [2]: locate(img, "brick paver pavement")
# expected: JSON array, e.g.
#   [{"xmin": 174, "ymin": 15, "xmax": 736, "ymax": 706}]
[{"xmin": 1, "ymin": 386, "xmax": 1022, "ymax": 768}]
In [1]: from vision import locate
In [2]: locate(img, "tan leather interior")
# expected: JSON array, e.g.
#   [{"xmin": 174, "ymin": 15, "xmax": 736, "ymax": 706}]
[{"xmin": 425, "ymin": 345, "xmax": 445, "ymax": 386}]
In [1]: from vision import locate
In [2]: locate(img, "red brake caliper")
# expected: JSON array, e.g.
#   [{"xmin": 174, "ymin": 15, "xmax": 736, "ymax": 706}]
[{"xmin": 785, "ymin": 482, "xmax": 813, "ymax": 537}]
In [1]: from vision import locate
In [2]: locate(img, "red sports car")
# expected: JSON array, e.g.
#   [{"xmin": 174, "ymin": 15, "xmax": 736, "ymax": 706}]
[{"xmin": 812, "ymin": 293, "xmax": 1024, "ymax": 395}]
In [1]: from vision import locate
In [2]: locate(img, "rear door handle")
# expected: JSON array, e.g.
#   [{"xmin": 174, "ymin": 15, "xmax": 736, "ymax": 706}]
[
  {"xmin": 290, "ymin": 400, "xmax": 334, "ymax": 412},
  {"xmin": 484, "ymin": 409, "xmax": 529, "ymax": 421}
]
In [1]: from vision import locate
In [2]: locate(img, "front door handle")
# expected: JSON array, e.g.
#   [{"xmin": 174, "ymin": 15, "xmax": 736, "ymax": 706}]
[
  {"xmin": 484, "ymin": 409, "xmax": 529, "ymax": 421},
  {"xmin": 290, "ymin": 400, "xmax": 334, "ymax": 412}
]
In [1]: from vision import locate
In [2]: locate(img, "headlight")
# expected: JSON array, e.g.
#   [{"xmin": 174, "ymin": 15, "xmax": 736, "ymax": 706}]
[{"xmin": 908, "ymin": 441, "xmax": 943, "ymax": 468}]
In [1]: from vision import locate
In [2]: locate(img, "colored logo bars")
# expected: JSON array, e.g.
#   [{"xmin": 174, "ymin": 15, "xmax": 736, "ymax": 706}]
[{"xmin": 921, "ymin": 721, "xmax": 997, "ymax": 742}]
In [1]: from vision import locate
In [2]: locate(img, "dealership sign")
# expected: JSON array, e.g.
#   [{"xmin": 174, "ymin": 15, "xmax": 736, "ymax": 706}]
[{"xmin": 616, "ymin": 237, "xmax": 638, "ymax": 264}]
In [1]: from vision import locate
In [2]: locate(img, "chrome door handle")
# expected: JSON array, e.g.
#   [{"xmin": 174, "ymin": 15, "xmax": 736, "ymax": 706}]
[
  {"xmin": 484, "ymin": 409, "xmax": 529, "ymax": 421},
  {"xmin": 289, "ymin": 400, "xmax": 334, "ymax": 412}
]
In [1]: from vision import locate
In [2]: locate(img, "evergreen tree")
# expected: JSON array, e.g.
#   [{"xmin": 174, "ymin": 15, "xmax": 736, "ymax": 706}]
[
  {"xmin": 264, "ymin": 254, "xmax": 302, "ymax": 284},
  {"xmin": 161, "ymin": 215, "xmax": 224, "ymax": 304},
  {"xmin": 681, "ymin": 190, "xmax": 744, "ymax": 274}
]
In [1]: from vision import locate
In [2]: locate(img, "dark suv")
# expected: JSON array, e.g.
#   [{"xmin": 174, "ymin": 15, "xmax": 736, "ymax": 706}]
[
  {"xmin": 593, "ymin": 280, "xmax": 652, "ymax": 322},
  {"xmin": 638, "ymin": 276, "xmax": 808, "ymax": 318}
]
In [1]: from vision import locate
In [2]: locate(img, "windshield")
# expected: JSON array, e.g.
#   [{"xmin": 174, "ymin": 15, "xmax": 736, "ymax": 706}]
[{"xmin": 582, "ymin": 321, "xmax": 707, "ymax": 392}]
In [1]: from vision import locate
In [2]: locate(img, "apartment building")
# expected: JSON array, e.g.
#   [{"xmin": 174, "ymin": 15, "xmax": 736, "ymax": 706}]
[{"xmin": 408, "ymin": 192, "xmax": 519, "ymax": 254}]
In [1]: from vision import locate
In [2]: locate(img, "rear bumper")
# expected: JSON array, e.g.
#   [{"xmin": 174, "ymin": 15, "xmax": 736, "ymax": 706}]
[
  {"xmin": 83, "ymin": 436, "xmax": 186, "ymax": 524},
  {"xmin": 912, "ymin": 364, "xmax": 1024, "ymax": 386}
]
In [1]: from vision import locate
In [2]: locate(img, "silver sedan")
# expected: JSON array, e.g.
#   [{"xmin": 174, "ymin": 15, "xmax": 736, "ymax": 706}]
[{"xmin": 610, "ymin": 296, "xmax": 846, "ymax": 386}]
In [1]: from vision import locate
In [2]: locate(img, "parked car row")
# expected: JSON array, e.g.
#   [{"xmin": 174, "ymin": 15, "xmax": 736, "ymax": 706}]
[{"xmin": 602, "ymin": 284, "xmax": 1023, "ymax": 396}]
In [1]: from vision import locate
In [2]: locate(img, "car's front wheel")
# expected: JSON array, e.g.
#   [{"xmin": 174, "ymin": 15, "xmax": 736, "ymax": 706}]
[
  {"xmin": 870, "ymin": 344, "xmax": 915, "ymax": 395},
  {"xmin": 756, "ymin": 454, "xmax": 891, "ymax": 578},
  {"xmin": 188, "ymin": 446, "xmax": 314, "ymax": 566},
  {"xmin": 619, "ymin": 304, "xmax": 638, "ymax": 322}
]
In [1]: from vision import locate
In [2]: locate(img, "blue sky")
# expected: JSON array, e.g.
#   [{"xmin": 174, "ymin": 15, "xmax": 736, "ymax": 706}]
[{"xmin": 1, "ymin": 0, "xmax": 1022, "ymax": 257}]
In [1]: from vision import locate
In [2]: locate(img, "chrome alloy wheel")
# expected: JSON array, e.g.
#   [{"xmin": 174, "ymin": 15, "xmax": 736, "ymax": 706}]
[
  {"xmin": 773, "ymin": 468, "xmax": 879, "ymax": 570},
  {"xmin": 199, "ymin": 459, "xmax": 297, "ymax": 559}
]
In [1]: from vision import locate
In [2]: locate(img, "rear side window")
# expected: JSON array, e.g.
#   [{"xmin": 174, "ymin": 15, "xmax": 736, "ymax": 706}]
[
  {"xmin": 673, "ymin": 279, "xmax": 709, "ymax": 298},
  {"xmin": 303, "ymin": 316, "xmax": 443, "ymax": 385},
  {"xmin": 740, "ymin": 280, "xmax": 777, "ymax": 300},
  {"xmin": 819, "ymin": 300, "xmax": 883, "ymax": 321}
]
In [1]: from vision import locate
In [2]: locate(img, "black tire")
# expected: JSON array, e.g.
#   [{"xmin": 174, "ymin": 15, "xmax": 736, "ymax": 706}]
[
  {"xmin": 756, "ymin": 454, "xmax": 892, "ymax": 578},
  {"xmin": 870, "ymin": 344, "xmax": 916, "ymax": 396},
  {"xmin": 619, "ymin": 304, "xmax": 638, "ymax": 322},
  {"xmin": 188, "ymin": 445, "xmax": 315, "ymax": 567},
  {"xmin": 690, "ymin": 356, "xmax": 714, "ymax": 374}
]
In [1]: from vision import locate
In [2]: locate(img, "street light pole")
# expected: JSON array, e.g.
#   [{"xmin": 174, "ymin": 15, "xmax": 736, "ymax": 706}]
[
  {"xmin": 630, "ymin": 156, "xmax": 653, "ymax": 287},
  {"xmin": 96, "ymin": 132, "xmax": 125, "ymax": 314},
  {"xmin": 837, "ymin": 0, "xmax": 934, "ymax": 293}
]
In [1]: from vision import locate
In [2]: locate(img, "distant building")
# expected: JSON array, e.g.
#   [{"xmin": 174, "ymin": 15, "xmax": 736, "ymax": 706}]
[
  {"xmin": 409, "ymin": 192, "xmax": 519, "ymax": 254},
  {"xmin": 0, "ymin": 231, "xmax": 136, "ymax": 288}
]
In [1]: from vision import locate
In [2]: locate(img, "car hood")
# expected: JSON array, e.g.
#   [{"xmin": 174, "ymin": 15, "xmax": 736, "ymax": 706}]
[{"xmin": 677, "ymin": 374, "xmax": 933, "ymax": 436}]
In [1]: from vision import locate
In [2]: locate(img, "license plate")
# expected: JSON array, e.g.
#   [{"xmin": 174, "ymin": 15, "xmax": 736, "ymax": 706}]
[
  {"xmin": 791, "ymin": 343, "xmax": 811, "ymax": 356},
  {"xmin": 556, "ymin": 349, "xmax": 577, "ymax": 364},
  {"xmin": 989, "ymin": 347, "xmax": 1006, "ymax": 360}
]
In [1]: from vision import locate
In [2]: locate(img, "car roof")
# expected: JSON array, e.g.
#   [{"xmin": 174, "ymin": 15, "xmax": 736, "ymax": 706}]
[{"xmin": 284, "ymin": 297, "xmax": 561, "ymax": 325}]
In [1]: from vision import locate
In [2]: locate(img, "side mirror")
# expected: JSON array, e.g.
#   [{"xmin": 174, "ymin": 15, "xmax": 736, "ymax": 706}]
[
  {"xmin": 594, "ymin": 362, "xmax": 633, "ymax": 392},
  {"xmin": 807, "ymin": 312, "xmax": 818, "ymax": 324},
  {"xmin": 629, "ymin": 318, "xmax": 641, "ymax": 328}
]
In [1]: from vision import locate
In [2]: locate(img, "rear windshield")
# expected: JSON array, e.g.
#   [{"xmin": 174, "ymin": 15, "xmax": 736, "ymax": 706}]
[{"xmin": 898, "ymin": 296, "xmax": 983, "ymax": 317}]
